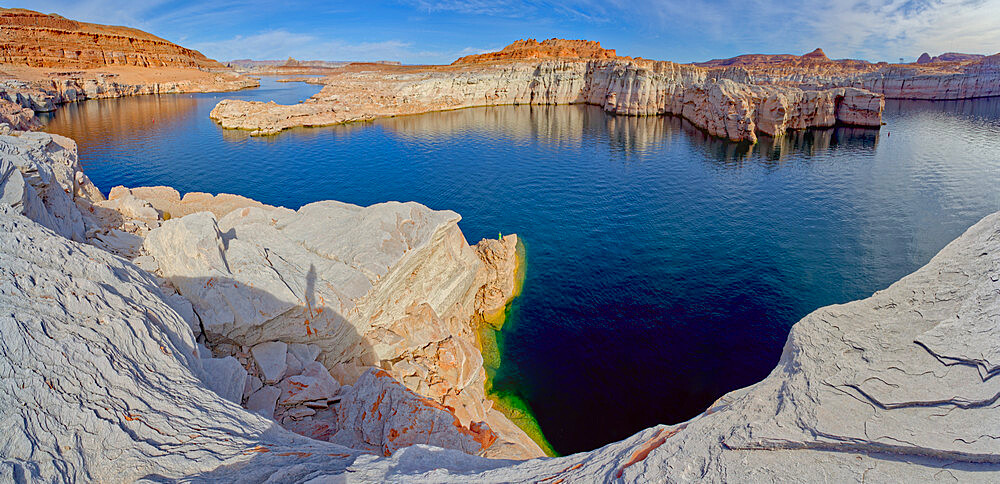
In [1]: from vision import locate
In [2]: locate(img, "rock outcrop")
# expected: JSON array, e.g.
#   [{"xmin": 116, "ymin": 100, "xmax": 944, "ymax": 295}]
[
  {"xmin": 138, "ymin": 199, "xmax": 542, "ymax": 458},
  {"xmin": 4, "ymin": 123, "xmax": 1000, "ymax": 479},
  {"xmin": 452, "ymin": 38, "xmax": 619, "ymax": 64},
  {"xmin": 4, "ymin": 169, "xmax": 1000, "ymax": 480},
  {"xmin": 0, "ymin": 8, "xmax": 257, "ymax": 130},
  {"xmin": 841, "ymin": 54, "xmax": 1000, "ymax": 99},
  {"xmin": 0, "ymin": 130, "xmax": 103, "ymax": 241},
  {"xmin": 0, "ymin": 8, "xmax": 224, "ymax": 69},
  {"xmin": 210, "ymin": 58, "xmax": 884, "ymax": 142},
  {"xmin": 0, "ymin": 132, "xmax": 542, "ymax": 459},
  {"xmin": 917, "ymin": 52, "xmax": 985, "ymax": 64},
  {"xmin": 699, "ymin": 48, "xmax": 1000, "ymax": 100},
  {"xmin": 0, "ymin": 129, "xmax": 544, "ymax": 468}
]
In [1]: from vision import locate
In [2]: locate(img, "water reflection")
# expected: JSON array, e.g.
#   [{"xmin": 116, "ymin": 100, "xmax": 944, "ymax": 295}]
[
  {"xmin": 886, "ymin": 96, "xmax": 1000, "ymax": 119},
  {"xmin": 378, "ymin": 104, "xmax": 881, "ymax": 164},
  {"xmin": 37, "ymin": 94, "xmax": 201, "ymax": 142}
]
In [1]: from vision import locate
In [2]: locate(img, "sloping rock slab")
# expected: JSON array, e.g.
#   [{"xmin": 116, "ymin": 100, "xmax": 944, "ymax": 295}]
[{"xmin": 0, "ymin": 208, "xmax": 366, "ymax": 482}]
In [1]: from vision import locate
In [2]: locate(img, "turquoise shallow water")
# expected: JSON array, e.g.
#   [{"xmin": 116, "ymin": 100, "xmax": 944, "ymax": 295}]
[{"xmin": 39, "ymin": 78, "xmax": 1000, "ymax": 455}]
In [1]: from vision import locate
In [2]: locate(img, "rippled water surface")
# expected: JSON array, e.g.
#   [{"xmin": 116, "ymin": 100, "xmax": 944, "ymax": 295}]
[{"xmin": 39, "ymin": 78, "xmax": 1000, "ymax": 455}]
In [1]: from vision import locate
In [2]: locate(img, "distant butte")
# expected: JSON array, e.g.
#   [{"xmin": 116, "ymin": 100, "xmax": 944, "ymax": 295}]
[
  {"xmin": 0, "ymin": 7, "xmax": 224, "ymax": 69},
  {"xmin": 452, "ymin": 38, "xmax": 621, "ymax": 64}
]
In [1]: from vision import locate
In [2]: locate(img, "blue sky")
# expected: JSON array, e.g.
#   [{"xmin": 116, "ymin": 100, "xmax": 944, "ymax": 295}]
[{"xmin": 12, "ymin": 0, "xmax": 1000, "ymax": 64}]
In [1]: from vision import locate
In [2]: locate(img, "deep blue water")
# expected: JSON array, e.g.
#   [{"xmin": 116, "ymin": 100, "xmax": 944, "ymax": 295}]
[{"xmin": 39, "ymin": 78, "xmax": 1000, "ymax": 455}]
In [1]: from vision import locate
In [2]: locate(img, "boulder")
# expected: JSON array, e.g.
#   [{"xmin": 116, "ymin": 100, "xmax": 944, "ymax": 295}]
[
  {"xmin": 0, "ymin": 131, "xmax": 102, "ymax": 241},
  {"xmin": 201, "ymin": 356, "xmax": 248, "ymax": 404},
  {"xmin": 251, "ymin": 341, "xmax": 288, "ymax": 384},
  {"xmin": 330, "ymin": 368, "xmax": 497, "ymax": 456},
  {"xmin": 245, "ymin": 385, "xmax": 281, "ymax": 419}
]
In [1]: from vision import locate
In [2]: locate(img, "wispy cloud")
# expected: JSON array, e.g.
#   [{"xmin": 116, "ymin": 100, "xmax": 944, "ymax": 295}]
[
  {"xmin": 187, "ymin": 30, "xmax": 473, "ymax": 63},
  {"xmin": 598, "ymin": 0, "xmax": 1000, "ymax": 60}
]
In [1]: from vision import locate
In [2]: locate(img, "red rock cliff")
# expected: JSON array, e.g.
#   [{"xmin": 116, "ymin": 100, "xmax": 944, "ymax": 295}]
[
  {"xmin": 0, "ymin": 8, "xmax": 225, "ymax": 69},
  {"xmin": 452, "ymin": 38, "xmax": 619, "ymax": 64}
]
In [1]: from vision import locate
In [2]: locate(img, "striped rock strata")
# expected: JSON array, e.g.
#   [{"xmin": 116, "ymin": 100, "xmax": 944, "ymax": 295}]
[{"xmin": 210, "ymin": 59, "xmax": 883, "ymax": 142}]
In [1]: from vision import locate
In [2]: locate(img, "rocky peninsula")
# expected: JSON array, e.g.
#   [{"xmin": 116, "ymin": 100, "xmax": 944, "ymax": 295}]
[
  {"xmin": 208, "ymin": 39, "xmax": 1000, "ymax": 142},
  {"xmin": 700, "ymin": 47, "xmax": 1000, "ymax": 100},
  {"xmin": 210, "ymin": 39, "xmax": 884, "ymax": 143},
  {"xmin": 0, "ymin": 8, "xmax": 257, "ymax": 130}
]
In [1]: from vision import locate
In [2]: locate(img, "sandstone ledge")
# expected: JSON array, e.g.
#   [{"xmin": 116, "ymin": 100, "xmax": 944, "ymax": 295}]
[{"xmin": 209, "ymin": 59, "xmax": 884, "ymax": 142}]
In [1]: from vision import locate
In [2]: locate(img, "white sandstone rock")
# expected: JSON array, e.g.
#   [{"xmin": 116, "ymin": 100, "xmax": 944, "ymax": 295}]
[
  {"xmin": 251, "ymin": 341, "xmax": 288, "ymax": 384},
  {"xmin": 0, "ymin": 131, "xmax": 102, "ymax": 241},
  {"xmin": 246, "ymin": 385, "xmax": 281, "ymax": 419},
  {"xmin": 0, "ymin": 208, "xmax": 368, "ymax": 482},
  {"xmin": 289, "ymin": 343, "xmax": 322, "ymax": 365},
  {"xmin": 201, "ymin": 356, "xmax": 249, "ymax": 404}
]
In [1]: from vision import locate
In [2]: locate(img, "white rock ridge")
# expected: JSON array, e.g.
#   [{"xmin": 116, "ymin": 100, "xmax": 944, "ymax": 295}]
[
  {"xmin": 209, "ymin": 59, "xmax": 884, "ymax": 143},
  {"xmin": 140, "ymin": 198, "xmax": 542, "ymax": 458},
  {"xmin": 4, "ymin": 202, "xmax": 1000, "ymax": 481},
  {"xmin": 0, "ymin": 207, "xmax": 365, "ymax": 482},
  {"xmin": 0, "ymin": 130, "xmax": 103, "ymax": 241}
]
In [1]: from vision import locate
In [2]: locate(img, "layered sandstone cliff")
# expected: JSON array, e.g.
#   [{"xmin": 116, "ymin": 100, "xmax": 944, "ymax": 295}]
[
  {"xmin": 3, "ymin": 128, "xmax": 1000, "ymax": 481},
  {"xmin": 0, "ymin": 8, "xmax": 257, "ymax": 130},
  {"xmin": 704, "ymin": 48, "xmax": 1000, "ymax": 100},
  {"xmin": 0, "ymin": 8, "xmax": 224, "ymax": 69},
  {"xmin": 210, "ymin": 58, "xmax": 883, "ymax": 143},
  {"xmin": 452, "ymin": 38, "xmax": 620, "ymax": 64}
]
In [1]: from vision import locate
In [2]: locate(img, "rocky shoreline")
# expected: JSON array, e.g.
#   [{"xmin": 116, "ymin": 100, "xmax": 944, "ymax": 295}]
[
  {"xmin": 0, "ymin": 8, "xmax": 259, "ymax": 130},
  {"xmin": 209, "ymin": 59, "xmax": 884, "ymax": 142},
  {"xmin": 0, "ymin": 67, "xmax": 258, "ymax": 130},
  {"xmin": 0, "ymin": 130, "xmax": 544, "ymax": 462},
  {"xmin": 207, "ymin": 41, "xmax": 1000, "ymax": 142},
  {"xmin": 3, "ymin": 127, "xmax": 1000, "ymax": 481}
]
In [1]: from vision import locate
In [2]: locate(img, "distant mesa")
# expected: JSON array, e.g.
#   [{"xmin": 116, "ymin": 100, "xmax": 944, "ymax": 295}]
[
  {"xmin": 916, "ymin": 52, "xmax": 985, "ymax": 64},
  {"xmin": 694, "ymin": 48, "xmax": 849, "ymax": 68},
  {"xmin": 452, "ymin": 38, "xmax": 620, "ymax": 64},
  {"xmin": 227, "ymin": 58, "xmax": 402, "ymax": 72},
  {"xmin": 802, "ymin": 47, "xmax": 829, "ymax": 60},
  {"xmin": 0, "ymin": 7, "xmax": 226, "ymax": 69}
]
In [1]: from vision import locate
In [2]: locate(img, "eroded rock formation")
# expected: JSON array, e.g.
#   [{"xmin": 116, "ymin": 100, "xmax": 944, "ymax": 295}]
[
  {"xmin": 452, "ymin": 38, "xmax": 619, "ymax": 64},
  {"xmin": 702, "ymin": 48, "xmax": 1000, "ymax": 100},
  {"xmin": 0, "ymin": 8, "xmax": 257, "ymax": 130},
  {"xmin": 210, "ymin": 58, "xmax": 884, "ymax": 142},
  {"xmin": 0, "ymin": 130, "xmax": 544, "ymax": 463},
  {"xmin": 0, "ymin": 8, "xmax": 224, "ymax": 69}
]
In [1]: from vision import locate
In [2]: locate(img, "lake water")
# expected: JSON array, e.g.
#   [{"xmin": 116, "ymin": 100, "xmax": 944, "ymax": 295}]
[{"xmin": 39, "ymin": 78, "xmax": 1000, "ymax": 455}]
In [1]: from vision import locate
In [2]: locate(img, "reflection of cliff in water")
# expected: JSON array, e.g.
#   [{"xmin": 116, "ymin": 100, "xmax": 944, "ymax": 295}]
[
  {"xmin": 377, "ymin": 104, "xmax": 879, "ymax": 164},
  {"xmin": 885, "ymin": 96, "xmax": 1000, "ymax": 119},
  {"xmin": 378, "ymin": 105, "xmax": 679, "ymax": 156},
  {"xmin": 691, "ymin": 124, "xmax": 880, "ymax": 167},
  {"xmin": 37, "ymin": 94, "xmax": 200, "ymax": 141}
]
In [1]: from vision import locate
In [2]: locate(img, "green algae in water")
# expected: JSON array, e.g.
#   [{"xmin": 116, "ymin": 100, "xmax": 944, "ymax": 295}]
[{"xmin": 477, "ymin": 238, "xmax": 559, "ymax": 457}]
